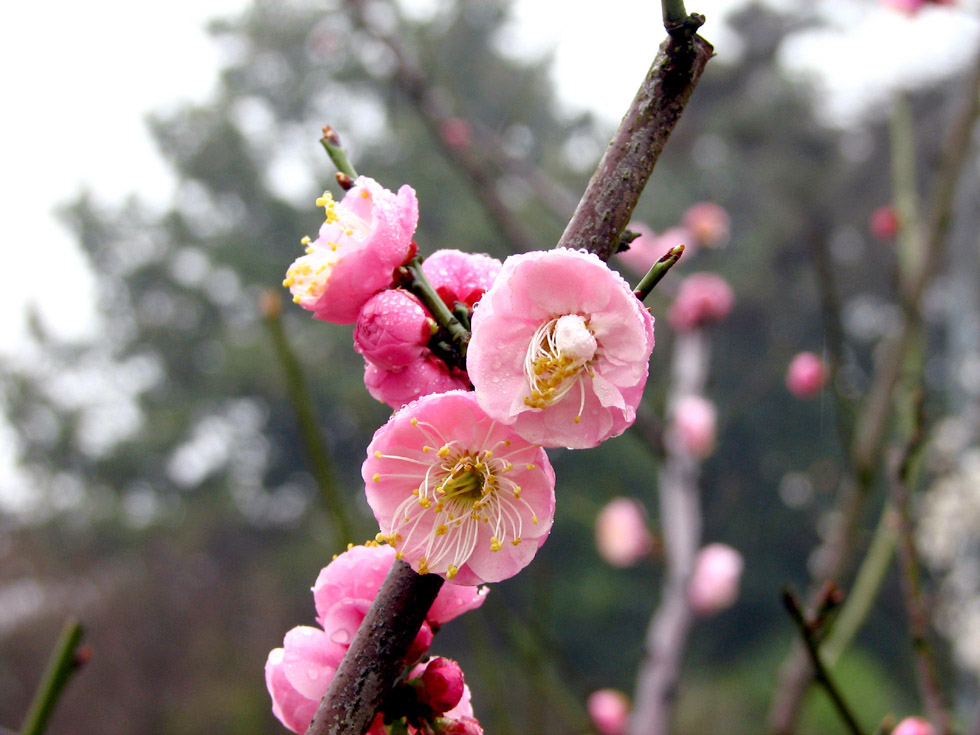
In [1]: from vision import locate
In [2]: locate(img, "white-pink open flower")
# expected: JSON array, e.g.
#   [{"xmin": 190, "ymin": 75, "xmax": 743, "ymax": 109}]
[
  {"xmin": 284, "ymin": 176, "xmax": 419, "ymax": 324},
  {"xmin": 364, "ymin": 390, "xmax": 556, "ymax": 584},
  {"xmin": 467, "ymin": 249, "xmax": 655, "ymax": 449}
]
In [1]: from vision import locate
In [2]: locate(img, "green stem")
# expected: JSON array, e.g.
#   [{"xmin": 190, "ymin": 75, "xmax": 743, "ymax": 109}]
[
  {"xmin": 633, "ymin": 244, "xmax": 685, "ymax": 301},
  {"xmin": 20, "ymin": 618, "xmax": 85, "ymax": 735},
  {"xmin": 661, "ymin": 0, "xmax": 689, "ymax": 29},
  {"xmin": 261, "ymin": 293, "xmax": 356, "ymax": 545},
  {"xmin": 320, "ymin": 126, "xmax": 359, "ymax": 180},
  {"xmin": 404, "ymin": 257, "xmax": 470, "ymax": 357}
]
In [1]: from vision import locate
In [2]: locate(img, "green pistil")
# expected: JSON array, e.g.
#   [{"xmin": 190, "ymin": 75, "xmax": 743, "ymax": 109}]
[{"xmin": 439, "ymin": 469, "xmax": 485, "ymax": 502}]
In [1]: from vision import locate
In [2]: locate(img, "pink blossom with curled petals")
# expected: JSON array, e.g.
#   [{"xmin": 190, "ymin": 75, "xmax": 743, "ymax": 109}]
[
  {"xmin": 587, "ymin": 689, "xmax": 631, "ymax": 735},
  {"xmin": 682, "ymin": 201, "xmax": 730, "ymax": 248},
  {"xmin": 892, "ymin": 717, "xmax": 935, "ymax": 735},
  {"xmin": 265, "ymin": 628, "xmax": 345, "ymax": 733},
  {"xmin": 422, "ymin": 249, "xmax": 502, "ymax": 308},
  {"xmin": 786, "ymin": 351, "xmax": 827, "ymax": 399},
  {"xmin": 668, "ymin": 272, "xmax": 734, "ymax": 331},
  {"xmin": 365, "ymin": 390, "xmax": 556, "ymax": 584},
  {"xmin": 355, "ymin": 289, "xmax": 433, "ymax": 370},
  {"xmin": 671, "ymin": 395, "xmax": 718, "ymax": 459},
  {"xmin": 689, "ymin": 542, "xmax": 744, "ymax": 616},
  {"xmin": 595, "ymin": 497, "xmax": 654, "ymax": 567},
  {"xmin": 364, "ymin": 354, "xmax": 470, "ymax": 410},
  {"xmin": 617, "ymin": 222, "xmax": 676, "ymax": 275},
  {"xmin": 284, "ymin": 176, "xmax": 418, "ymax": 324},
  {"xmin": 467, "ymin": 249, "xmax": 655, "ymax": 449}
]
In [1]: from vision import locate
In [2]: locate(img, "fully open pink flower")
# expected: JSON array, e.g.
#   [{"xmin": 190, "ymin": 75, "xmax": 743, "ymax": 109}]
[
  {"xmin": 284, "ymin": 176, "xmax": 418, "ymax": 324},
  {"xmin": 422, "ymin": 249, "xmax": 502, "ymax": 308},
  {"xmin": 671, "ymin": 395, "xmax": 718, "ymax": 459},
  {"xmin": 785, "ymin": 351, "xmax": 826, "ymax": 399},
  {"xmin": 595, "ymin": 497, "xmax": 654, "ymax": 567},
  {"xmin": 365, "ymin": 390, "xmax": 556, "ymax": 584},
  {"xmin": 688, "ymin": 542, "xmax": 744, "ymax": 616},
  {"xmin": 668, "ymin": 272, "xmax": 734, "ymax": 331},
  {"xmin": 587, "ymin": 689, "xmax": 631, "ymax": 735},
  {"xmin": 364, "ymin": 354, "xmax": 470, "ymax": 410},
  {"xmin": 355, "ymin": 289, "xmax": 433, "ymax": 370},
  {"xmin": 467, "ymin": 249, "xmax": 655, "ymax": 449}
]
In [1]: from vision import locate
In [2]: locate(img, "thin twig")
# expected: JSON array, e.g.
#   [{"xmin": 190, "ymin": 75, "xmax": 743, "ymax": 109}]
[
  {"xmin": 781, "ymin": 589, "xmax": 865, "ymax": 735},
  {"xmin": 19, "ymin": 618, "xmax": 87, "ymax": 735}
]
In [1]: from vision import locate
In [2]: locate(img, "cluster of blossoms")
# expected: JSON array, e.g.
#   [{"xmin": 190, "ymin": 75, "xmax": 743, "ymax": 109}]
[{"xmin": 266, "ymin": 543, "xmax": 486, "ymax": 734}]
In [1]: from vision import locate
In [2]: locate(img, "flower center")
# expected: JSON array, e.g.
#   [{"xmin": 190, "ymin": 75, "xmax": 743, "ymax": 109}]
[
  {"xmin": 317, "ymin": 190, "xmax": 372, "ymax": 240},
  {"xmin": 523, "ymin": 314, "xmax": 597, "ymax": 415}
]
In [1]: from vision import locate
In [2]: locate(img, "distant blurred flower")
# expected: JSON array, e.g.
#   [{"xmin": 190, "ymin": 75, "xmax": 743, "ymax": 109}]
[
  {"xmin": 671, "ymin": 395, "xmax": 718, "ymax": 459},
  {"xmin": 617, "ymin": 222, "xmax": 677, "ymax": 275},
  {"xmin": 587, "ymin": 689, "xmax": 631, "ymax": 735},
  {"xmin": 689, "ymin": 543, "xmax": 744, "ymax": 616},
  {"xmin": 892, "ymin": 716, "xmax": 935, "ymax": 735},
  {"xmin": 786, "ymin": 352, "xmax": 827, "ymax": 399},
  {"xmin": 668, "ymin": 273, "xmax": 734, "ymax": 331},
  {"xmin": 682, "ymin": 201, "xmax": 730, "ymax": 248},
  {"xmin": 869, "ymin": 204, "xmax": 900, "ymax": 241},
  {"xmin": 595, "ymin": 497, "xmax": 654, "ymax": 567},
  {"xmin": 881, "ymin": 0, "xmax": 954, "ymax": 13},
  {"xmin": 440, "ymin": 117, "xmax": 473, "ymax": 148}
]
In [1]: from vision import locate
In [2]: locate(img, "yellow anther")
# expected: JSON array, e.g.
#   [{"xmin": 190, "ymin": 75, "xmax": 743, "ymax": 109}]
[
  {"xmin": 438, "ymin": 445, "xmax": 451, "ymax": 458},
  {"xmin": 395, "ymin": 551, "xmax": 404, "ymax": 559},
  {"xmin": 436, "ymin": 524, "xmax": 448, "ymax": 536},
  {"xmin": 447, "ymin": 564, "xmax": 459, "ymax": 579},
  {"xmin": 374, "ymin": 451, "xmax": 382, "ymax": 458},
  {"xmin": 513, "ymin": 486, "xmax": 522, "ymax": 498},
  {"xmin": 418, "ymin": 497, "xmax": 432, "ymax": 509},
  {"xmin": 418, "ymin": 558, "xmax": 429, "ymax": 575},
  {"xmin": 511, "ymin": 537, "xmax": 522, "ymax": 546},
  {"xmin": 574, "ymin": 416, "xmax": 581, "ymax": 423},
  {"xmin": 373, "ymin": 473, "xmax": 380, "ymax": 482},
  {"xmin": 489, "ymin": 537, "xmax": 503, "ymax": 552},
  {"xmin": 300, "ymin": 235, "xmax": 311, "ymax": 245},
  {"xmin": 423, "ymin": 446, "xmax": 431, "ymax": 453},
  {"xmin": 532, "ymin": 514, "xmax": 539, "ymax": 524},
  {"xmin": 411, "ymin": 417, "xmax": 418, "ymax": 426},
  {"xmin": 526, "ymin": 463, "xmax": 536, "ymax": 470}
]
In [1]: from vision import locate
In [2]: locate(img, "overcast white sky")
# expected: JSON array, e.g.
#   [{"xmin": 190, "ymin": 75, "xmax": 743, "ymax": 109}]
[{"xmin": 1, "ymin": 0, "xmax": 977, "ymax": 350}]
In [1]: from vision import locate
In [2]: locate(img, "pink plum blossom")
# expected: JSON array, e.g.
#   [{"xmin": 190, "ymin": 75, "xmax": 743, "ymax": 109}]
[
  {"xmin": 440, "ymin": 117, "xmax": 473, "ymax": 149},
  {"xmin": 265, "ymin": 628, "xmax": 346, "ymax": 734},
  {"xmin": 414, "ymin": 657, "xmax": 466, "ymax": 713},
  {"xmin": 422, "ymin": 249, "xmax": 502, "ymax": 308},
  {"xmin": 671, "ymin": 395, "xmax": 718, "ymax": 459},
  {"xmin": 364, "ymin": 354, "xmax": 470, "ymax": 410},
  {"xmin": 365, "ymin": 390, "xmax": 556, "ymax": 584},
  {"xmin": 467, "ymin": 248, "xmax": 655, "ymax": 449},
  {"xmin": 587, "ymin": 689, "xmax": 631, "ymax": 735},
  {"xmin": 617, "ymin": 222, "xmax": 689, "ymax": 275},
  {"xmin": 284, "ymin": 176, "xmax": 419, "ymax": 324},
  {"xmin": 786, "ymin": 351, "xmax": 827, "ymax": 399},
  {"xmin": 668, "ymin": 272, "xmax": 734, "ymax": 331},
  {"xmin": 688, "ymin": 542, "xmax": 744, "ymax": 616},
  {"xmin": 682, "ymin": 201, "xmax": 730, "ymax": 248},
  {"xmin": 892, "ymin": 717, "xmax": 935, "ymax": 735},
  {"xmin": 355, "ymin": 289, "xmax": 433, "ymax": 370},
  {"xmin": 595, "ymin": 497, "xmax": 654, "ymax": 567},
  {"xmin": 869, "ymin": 205, "xmax": 900, "ymax": 241}
]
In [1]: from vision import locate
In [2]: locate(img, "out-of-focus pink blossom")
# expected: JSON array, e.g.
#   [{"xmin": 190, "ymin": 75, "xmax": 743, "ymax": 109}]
[
  {"xmin": 595, "ymin": 497, "xmax": 653, "ymax": 567},
  {"xmin": 869, "ymin": 205, "xmax": 900, "ymax": 241},
  {"xmin": 617, "ymin": 222, "xmax": 690, "ymax": 275},
  {"xmin": 365, "ymin": 390, "xmax": 556, "ymax": 584},
  {"xmin": 688, "ymin": 542, "xmax": 744, "ymax": 616},
  {"xmin": 785, "ymin": 351, "xmax": 827, "ymax": 399},
  {"xmin": 284, "ymin": 177, "xmax": 418, "ymax": 324},
  {"xmin": 671, "ymin": 395, "xmax": 718, "ymax": 459},
  {"xmin": 892, "ymin": 717, "xmax": 935, "ymax": 735},
  {"xmin": 668, "ymin": 273, "xmax": 734, "ymax": 331},
  {"xmin": 587, "ymin": 689, "xmax": 631, "ymax": 735},
  {"xmin": 355, "ymin": 289, "xmax": 432, "ymax": 370},
  {"xmin": 416, "ymin": 657, "xmax": 466, "ymax": 714},
  {"xmin": 683, "ymin": 202, "xmax": 730, "ymax": 248},
  {"xmin": 364, "ymin": 354, "xmax": 470, "ymax": 410},
  {"xmin": 422, "ymin": 249, "xmax": 502, "ymax": 308},
  {"xmin": 467, "ymin": 248, "xmax": 655, "ymax": 449},
  {"xmin": 440, "ymin": 117, "xmax": 473, "ymax": 149}
]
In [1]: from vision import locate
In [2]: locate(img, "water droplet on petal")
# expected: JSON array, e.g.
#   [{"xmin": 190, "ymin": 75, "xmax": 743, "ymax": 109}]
[
  {"xmin": 308, "ymin": 668, "xmax": 320, "ymax": 681},
  {"xmin": 330, "ymin": 629, "xmax": 351, "ymax": 645}
]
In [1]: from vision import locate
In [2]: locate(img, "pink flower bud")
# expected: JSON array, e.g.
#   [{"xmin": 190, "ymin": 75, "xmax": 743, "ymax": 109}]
[
  {"xmin": 417, "ymin": 657, "xmax": 466, "ymax": 713},
  {"xmin": 355, "ymin": 289, "xmax": 432, "ymax": 370},
  {"xmin": 892, "ymin": 717, "xmax": 935, "ymax": 735},
  {"xmin": 682, "ymin": 202, "xmax": 730, "ymax": 248},
  {"xmin": 785, "ymin": 351, "xmax": 826, "ymax": 399},
  {"xmin": 869, "ymin": 205, "xmax": 900, "ymax": 240},
  {"xmin": 433, "ymin": 716, "xmax": 485, "ymax": 735},
  {"xmin": 671, "ymin": 395, "xmax": 718, "ymax": 459},
  {"xmin": 595, "ymin": 497, "xmax": 653, "ymax": 567},
  {"xmin": 587, "ymin": 689, "xmax": 630, "ymax": 735},
  {"xmin": 421, "ymin": 249, "xmax": 502, "ymax": 308},
  {"xmin": 689, "ymin": 543, "xmax": 744, "ymax": 616},
  {"xmin": 668, "ymin": 273, "xmax": 734, "ymax": 331},
  {"xmin": 440, "ymin": 118, "xmax": 473, "ymax": 149}
]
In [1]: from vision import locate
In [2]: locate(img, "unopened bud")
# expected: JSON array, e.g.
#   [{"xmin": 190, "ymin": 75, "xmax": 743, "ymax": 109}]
[
  {"xmin": 336, "ymin": 172, "xmax": 354, "ymax": 190},
  {"xmin": 418, "ymin": 656, "xmax": 465, "ymax": 713}
]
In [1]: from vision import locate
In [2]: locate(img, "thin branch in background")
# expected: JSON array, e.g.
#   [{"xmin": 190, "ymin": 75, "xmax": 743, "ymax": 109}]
[
  {"xmin": 628, "ymin": 330, "xmax": 709, "ymax": 735},
  {"xmin": 260, "ymin": 292, "xmax": 357, "ymax": 544},
  {"xmin": 768, "ymin": 50, "xmax": 980, "ymax": 734},
  {"xmin": 887, "ymin": 394, "xmax": 951, "ymax": 735},
  {"xmin": 781, "ymin": 589, "xmax": 865, "ymax": 735},
  {"xmin": 19, "ymin": 617, "xmax": 87, "ymax": 735},
  {"xmin": 306, "ymin": 561, "xmax": 444, "ymax": 735}
]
